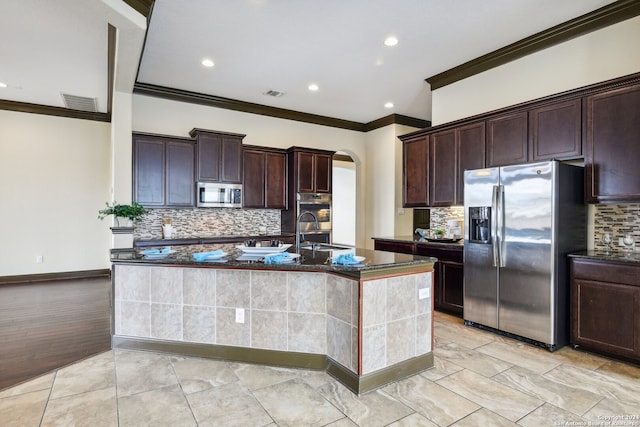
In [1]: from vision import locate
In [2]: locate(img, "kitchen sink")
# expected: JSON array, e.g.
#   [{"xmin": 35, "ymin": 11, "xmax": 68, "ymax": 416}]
[{"xmin": 300, "ymin": 243, "xmax": 353, "ymax": 251}]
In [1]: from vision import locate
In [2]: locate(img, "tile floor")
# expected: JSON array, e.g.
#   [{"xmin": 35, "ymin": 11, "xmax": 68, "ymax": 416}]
[{"xmin": 1, "ymin": 311, "xmax": 639, "ymax": 426}]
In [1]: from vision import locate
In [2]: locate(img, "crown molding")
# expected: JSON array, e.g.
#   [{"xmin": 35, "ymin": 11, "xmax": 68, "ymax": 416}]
[
  {"xmin": 0, "ymin": 99, "xmax": 110, "ymax": 122},
  {"xmin": 426, "ymin": 0, "xmax": 640, "ymax": 90},
  {"xmin": 134, "ymin": 82, "xmax": 429, "ymax": 132}
]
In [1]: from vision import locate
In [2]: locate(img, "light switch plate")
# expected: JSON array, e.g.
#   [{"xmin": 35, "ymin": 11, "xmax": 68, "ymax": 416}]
[
  {"xmin": 419, "ymin": 288, "xmax": 430, "ymax": 300},
  {"xmin": 235, "ymin": 308, "xmax": 245, "ymax": 323}
]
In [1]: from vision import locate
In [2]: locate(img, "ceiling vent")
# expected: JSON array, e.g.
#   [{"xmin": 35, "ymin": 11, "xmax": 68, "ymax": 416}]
[
  {"xmin": 60, "ymin": 92, "xmax": 98, "ymax": 112},
  {"xmin": 263, "ymin": 90, "xmax": 285, "ymax": 97}
]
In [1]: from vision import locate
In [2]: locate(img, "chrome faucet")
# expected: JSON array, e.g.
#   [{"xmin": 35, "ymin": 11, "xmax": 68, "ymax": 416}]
[{"xmin": 296, "ymin": 210, "xmax": 319, "ymax": 253}]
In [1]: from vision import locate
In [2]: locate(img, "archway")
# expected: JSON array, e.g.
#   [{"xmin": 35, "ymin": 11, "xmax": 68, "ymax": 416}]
[{"xmin": 332, "ymin": 151, "xmax": 357, "ymax": 246}]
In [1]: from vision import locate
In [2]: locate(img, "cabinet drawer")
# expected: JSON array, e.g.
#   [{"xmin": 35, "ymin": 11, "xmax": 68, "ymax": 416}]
[{"xmin": 571, "ymin": 259, "xmax": 640, "ymax": 287}]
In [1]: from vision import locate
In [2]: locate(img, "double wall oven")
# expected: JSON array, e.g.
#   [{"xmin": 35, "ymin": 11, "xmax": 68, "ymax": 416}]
[{"xmin": 297, "ymin": 193, "xmax": 332, "ymax": 244}]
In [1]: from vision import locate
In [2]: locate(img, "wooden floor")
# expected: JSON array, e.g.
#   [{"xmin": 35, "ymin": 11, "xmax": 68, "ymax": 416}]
[{"xmin": 0, "ymin": 276, "xmax": 112, "ymax": 390}]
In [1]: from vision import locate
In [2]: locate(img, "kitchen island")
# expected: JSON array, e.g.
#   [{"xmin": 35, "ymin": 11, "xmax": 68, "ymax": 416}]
[{"xmin": 111, "ymin": 244, "xmax": 436, "ymax": 394}]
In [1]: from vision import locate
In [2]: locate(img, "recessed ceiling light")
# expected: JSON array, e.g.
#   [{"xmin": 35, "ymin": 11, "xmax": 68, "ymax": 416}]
[
  {"xmin": 384, "ymin": 102, "xmax": 394, "ymax": 109},
  {"xmin": 308, "ymin": 83, "xmax": 319, "ymax": 92},
  {"xmin": 201, "ymin": 58, "xmax": 214, "ymax": 67},
  {"xmin": 384, "ymin": 36, "xmax": 398, "ymax": 47},
  {"xmin": 0, "ymin": 82, "xmax": 7, "ymax": 88}
]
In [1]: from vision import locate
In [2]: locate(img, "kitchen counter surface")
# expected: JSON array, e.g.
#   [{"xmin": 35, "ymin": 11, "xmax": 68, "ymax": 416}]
[
  {"xmin": 568, "ymin": 250, "xmax": 640, "ymax": 265},
  {"xmin": 112, "ymin": 243, "xmax": 436, "ymax": 279},
  {"xmin": 373, "ymin": 235, "xmax": 464, "ymax": 250}
]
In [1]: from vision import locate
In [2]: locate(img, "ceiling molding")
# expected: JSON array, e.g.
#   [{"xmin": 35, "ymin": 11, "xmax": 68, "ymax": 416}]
[
  {"xmin": 122, "ymin": 0, "xmax": 154, "ymax": 18},
  {"xmin": 133, "ymin": 82, "xmax": 429, "ymax": 132},
  {"xmin": 0, "ymin": 99, "xmax": 110, "ymax": 122},
  {"xmin": 426, "ymin": 0, "xmax": 640, "ymax": 90}
]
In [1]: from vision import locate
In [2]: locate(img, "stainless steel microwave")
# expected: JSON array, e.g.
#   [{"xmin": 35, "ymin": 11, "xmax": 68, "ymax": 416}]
[{"xmin": 197, "ymin": 182, "xmax": 242, "ymax": 208}]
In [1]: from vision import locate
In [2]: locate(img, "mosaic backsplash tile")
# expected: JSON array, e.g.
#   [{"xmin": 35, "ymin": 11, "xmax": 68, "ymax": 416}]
[
  {"xmin": 593, "ymin": 204, "xmax": 640, "ymax": 250},
  {"xmin": 134, "ymin": 208, "xmax": 282, "ymax": 240},
  {"xmin": 428, "ymin": 207, "xmax": 465, "ymax": 233}
]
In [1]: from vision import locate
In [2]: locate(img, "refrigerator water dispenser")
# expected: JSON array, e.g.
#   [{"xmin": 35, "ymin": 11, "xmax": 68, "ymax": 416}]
[{"xmin": 468, "ymin": 206, "xmax": 491, "ymax": 243}]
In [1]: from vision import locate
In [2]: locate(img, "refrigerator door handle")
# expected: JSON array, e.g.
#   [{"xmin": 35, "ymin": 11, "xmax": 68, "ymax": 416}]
[
  {"xmin": 497, "ymin": 184, "xmax": 506, "ymax": 267},
  {"xmin": 491, "ymin": 185, "xmax": 500, "ymax": 267}
]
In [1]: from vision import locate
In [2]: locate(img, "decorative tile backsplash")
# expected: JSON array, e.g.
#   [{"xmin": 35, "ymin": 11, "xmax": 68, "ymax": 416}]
[
  {"xmin": 593, "ymin": 204, "xmax": 640, "ymax": 250},
  {"xmin": 134, "ymin": 208, "xmax": 282, "ymax": 240},
  {"xmin": 428, "ymin": 207, "xmax": 465, "ymax": 233}
]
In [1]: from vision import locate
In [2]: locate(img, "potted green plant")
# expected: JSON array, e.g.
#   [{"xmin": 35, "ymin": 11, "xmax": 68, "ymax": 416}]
[{"xmin": 98, "ymin": 201, "xmax": 148, "ymax": 227}]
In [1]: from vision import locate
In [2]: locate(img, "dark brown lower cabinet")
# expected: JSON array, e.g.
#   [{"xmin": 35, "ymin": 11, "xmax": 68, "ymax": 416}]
[
  {"xmin": 372, "ymin": 239, "xmax": 414, "ymax": 255},
  {"xmin": 570, "ymin": 258, "xmax": 640, "ymax": 362},
  {"xmin": 438, "ymin": 260, "xmax": 464, "ymax": 315}
]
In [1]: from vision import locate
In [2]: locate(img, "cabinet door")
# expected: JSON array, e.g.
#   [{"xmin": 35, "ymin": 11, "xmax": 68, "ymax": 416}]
[
  {"xmin": 242, "ymin": 149, "xmax": 266, "ymax": 208},
  {"xmin": 373, "ymin": 240, "xmax": 415, "ymax": 254},
  {"xmin": 221, "ymin": 136, "xmax": 243, "ymax": 183},
  {"xmin": 572, "ymin": 279, "xmax": 640, "ymax": 359},
  {"xmin": 166, "ymin": 141, "xmax": 195, "ymax": 207},
  {"xmin": 296, "ymin": 151, "xmax": 315, "ymax": 193},
  {"xmin": 314, "ymin": 153, "xmax": 332, "ymax": 193},
  {"xmin": 134, "ymin": 138, "xmax": 165, "ymax": 206},
  {"xmin": 196, "ymin": 134, "xmax": 221, "ymax": 182},
  {"xmin": 486, "ymin": 112, "xmax": 528, "ymax": 167},
  {"xmin": 456, "ymin": 122, "xmax": 485, "ymax": 205},
  {"xmin": 265, "ymin": 152, "xmax": 287, "ymax": 209},
  {"xmin": 403, "ymin": 136, "xmax": 429, "ymax": 207},
  {"xmin": 585, "ymin": 84, "xmax": 640, "ymax": 203},
  {"xmin": 529, "ymin": 99, "xmax": 581, "ymax": 161},
  {"xmin": 439, "ymin": 261, "xmax": 464, "ymax": 316},
  {"xmin": 430, "ymin": 130, "xmax": 456, "ymax": 207}
]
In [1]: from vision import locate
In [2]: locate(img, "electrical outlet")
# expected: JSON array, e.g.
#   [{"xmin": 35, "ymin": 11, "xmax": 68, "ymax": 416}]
[
  {"xmin": 419, "ymin": 288, "xmax": 430, "ymax": 300},
  {"xmin": 36, "ymin": 255, "xmax": 43, "ymax": 264},
  {"xmin": 235, "ymin": 308, "xmax": 245, "ymax": 323}
]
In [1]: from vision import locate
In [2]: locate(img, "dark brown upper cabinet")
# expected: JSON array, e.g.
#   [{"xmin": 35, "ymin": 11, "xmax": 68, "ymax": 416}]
[
  {"xmin": 133, "ymin": 133, "xmax": 195, "ymax": 208},
  {"xmin": 242, "ymin": 146, "xmax": 287, "ymax": 209},
  {"xmin": 430, "ymin": 129, "xmax": 456, "ymax": 207},
  {"xmin": 529, "ymin": 99, "xmax": 582, "ymax": 161},
  {"xmin": 190, "ymin": 128, "xmax": 244, "ymax": 184},
  {"xmin": 585, "ymin": 83, "xmax": 640, "ymax": 203},
  {"xmin": 402, "ymin": 135, "xmax": 429, "ymax": 207},
  {"xmin": 456, "ymin": 122, "xmax": 485, "ymax": 205},
  {"xmin": 288, "ymin": 147, "xmax": 334, "ymax": 194},
  {"xmin": 486, "ymin": 111, "xmax": 528, "ymax": 167}
]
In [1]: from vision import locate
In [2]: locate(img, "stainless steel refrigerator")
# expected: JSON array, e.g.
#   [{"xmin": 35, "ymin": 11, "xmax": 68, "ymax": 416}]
[{"xmin": 463, "ymin": 161, "xmax": 586, "ymax": 350}]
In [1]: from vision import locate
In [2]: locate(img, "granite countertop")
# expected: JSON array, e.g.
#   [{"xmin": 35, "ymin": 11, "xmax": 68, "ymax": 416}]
[
  {"xmin": 373, "ymin": 235, "xmax": 464, "ymax": 249},
  {"xmin": 568, "ymin": 250, "xmax": 640, "ymax": 265},
  {"xmin": 112, "ymin": 243, "xmax": 437, "ymax": 278}
]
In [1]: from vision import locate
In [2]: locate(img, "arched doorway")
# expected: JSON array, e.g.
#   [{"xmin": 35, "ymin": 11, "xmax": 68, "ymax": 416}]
[{"xmin": 332, "ymin": 151, "xmax": 357, "ymax": 246}]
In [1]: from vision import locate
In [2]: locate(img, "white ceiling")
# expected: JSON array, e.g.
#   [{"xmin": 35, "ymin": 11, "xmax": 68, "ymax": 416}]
[{"xmin": 0, "ymin": 0, "xmax": 619, "ymax": 123}]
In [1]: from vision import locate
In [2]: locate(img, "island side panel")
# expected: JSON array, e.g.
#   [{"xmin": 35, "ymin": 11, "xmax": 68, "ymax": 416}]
[{"xmin": 359, "ymin": 270, "xmax": 433, "ymax": 376}]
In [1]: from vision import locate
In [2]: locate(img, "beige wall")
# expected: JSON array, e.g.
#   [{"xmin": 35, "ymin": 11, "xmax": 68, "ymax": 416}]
[
  {"xmin": 0, "ymin": 110, "xmax": 112, "ymax": 275},
  {"xmin": 432, "ymin": 16, "xmax": 640, "ymax": 125}
]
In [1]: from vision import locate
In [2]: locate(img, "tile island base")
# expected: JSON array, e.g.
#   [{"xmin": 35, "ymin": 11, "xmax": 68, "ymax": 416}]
[{"xmin": 112, "ymin": 246, "xmax": 435, "ymax": 394}]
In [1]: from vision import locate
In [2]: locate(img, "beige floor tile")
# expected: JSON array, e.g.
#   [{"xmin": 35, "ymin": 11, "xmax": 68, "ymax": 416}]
[
  {"xmin": 252, "ymin": 378, "xmax": 344, "ymax": 427},
  {"xmin": 170, "ymin": 355, "xmax": 238, "ymax": 394},
  {"xmin": 187, "ymin": 382, "xmax": 273, "ymax": 427},
  {"xmin": 595, "ymin": 359, "xmax": 640, "ymax": 384},
  {"xmin": 0, "ymin": 372, "xmax": 55, "ymax": 398},
  {"xmin": 318, "ymin": 380, "xmax": 413, "ymax": 427},
  {"xmin": 385, "ymin": 412, "xmax": 439, "ymax": 426},
  {"xmin": 435, "ymin": 341, "xmax": 513, "ymax": 377},
  {"xmin": 325, "ymin": 417, "xmax": 361, "ymax": 426},
  {"xmin": 493, "ymin": 365, "xmax": 603, "ymax": 416},
  {"xmin": 450, "ymin": 408, "xmax": 518, "ymax": 426},
  {"xmin": 50, "ymin": 351, "xmax": 115, "ymax": 399},
  {"xmin": 114, "ymin": 349, "xmax": 178, "ymax": 397},
  {"xmin": 0, "ymin": 389, "xmax": 50, "ymax": 427},
  {"xmin": 517, "ymin": 403, "xmax": 589, "ymax": 427},
  {"xmin": 437, "ymin": 369, "xmax": 543, "ymax": 422},
  {"xmin": 582, "ymin": 397, "xmax": 640, "ymax": 425},
  {"xmin": 41, "ymin": 386, "xmax": 117, "ymax": 427},
  {"xmin": 383, "ymin": 374, "xmax": 480, "ymax": 426},
  {"xmin": 118, "ymin": 384, "xmax": 196, "ymax": 427},
  {"xmin": 544, "ymin": 364, "xmax": 640, "ymax": 406},
  {"xmin": 434, "ymin": 320, "xmax": 496, "ymax": 349},
  {"xmin": 476, "ymin": 340, "xmax": 562, "ymax": 374},
  {"xmin": 419, "ymin": 355, "xmax": 464, "ymax": 381},
  {"xmin": 230, "ymin": 362, "xmax": 299, "ymax": 390},
  {"xmin": 551, "ymin": 346, "xmax": 608, "ymax": 370}
]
